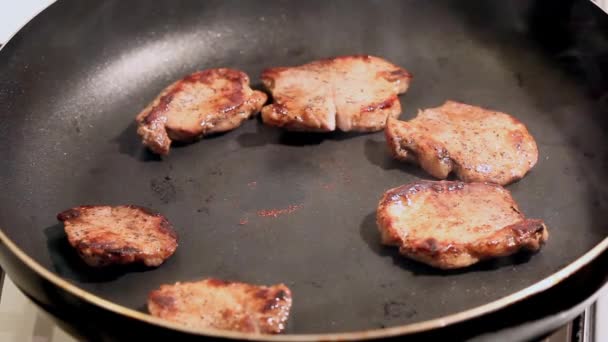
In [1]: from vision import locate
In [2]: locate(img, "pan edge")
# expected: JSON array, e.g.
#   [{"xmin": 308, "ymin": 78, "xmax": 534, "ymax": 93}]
[{"xmin": 0, "ymin": 227, "xmax": 606, "ymax": 340}]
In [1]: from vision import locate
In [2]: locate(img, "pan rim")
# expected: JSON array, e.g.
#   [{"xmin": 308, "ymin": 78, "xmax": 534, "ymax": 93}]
[
  {"xmin": 1, "ymin": 228, "xmax": 607, "ymax": 340},
  {"xmin": 1, "ymin": 1, "xmax": 607, "ymax": 339}
]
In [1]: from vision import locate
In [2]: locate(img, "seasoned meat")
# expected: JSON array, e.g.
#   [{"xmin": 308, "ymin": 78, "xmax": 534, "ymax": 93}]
[
  {"xmin": 385, "ymin": 101, "xmax": 538, "ymax": 185},
  {"xmin": 261, "ymin": 55, "xmax": 411, "ymax": 132},
  {"xmin": 148, "ymin": 278, "xmax": 292, "ymax": 334},
  {"xmin": 136, "ymin": 68, "xmax": 267, "ymax": 155},
  {"xmin": 57, "ymin": 205, "xmax": 178, "ymax": 267},
  {"xmin": 377, "ymin": 181, "xmax": 548, "ymax": 269}
]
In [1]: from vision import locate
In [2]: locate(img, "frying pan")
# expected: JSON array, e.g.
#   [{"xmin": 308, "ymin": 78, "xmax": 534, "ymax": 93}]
[{"xmin": 0, "ymin": 0, "xmax": 607, "ymax": 340}]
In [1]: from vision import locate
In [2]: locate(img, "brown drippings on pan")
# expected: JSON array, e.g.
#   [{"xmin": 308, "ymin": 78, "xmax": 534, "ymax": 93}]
[{"xmin": 256, "ymin": 205, "xmax": 302, "ymax": 218}]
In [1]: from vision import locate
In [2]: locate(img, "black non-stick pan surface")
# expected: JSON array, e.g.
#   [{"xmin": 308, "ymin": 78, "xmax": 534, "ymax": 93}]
[{"xmin": 1, "ymin": 0, "xmax": 607, "ymax": 339}]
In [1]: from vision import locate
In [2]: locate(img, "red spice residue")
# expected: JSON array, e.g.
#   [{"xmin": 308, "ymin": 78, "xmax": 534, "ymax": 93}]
[
  {"xmin": 239, "ymin": 218, "xmax": 249, "ymax": 225},
  {"xmin": 247, "ymin": 181, "xmax": 257, "ymax": 189},
  {"xmin": 256, "ymin": 205, "xmax": 302, "ymax": 218},
  {"xmin": 322, "ymin": 183, "xmax": 335, "ymax": 191}
]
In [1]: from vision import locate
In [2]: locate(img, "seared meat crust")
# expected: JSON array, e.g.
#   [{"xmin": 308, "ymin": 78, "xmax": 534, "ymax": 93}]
[
  {"xmin": 148, "ymin": 279, "xmax": 292, "ymax": 334},
  {"xmin": 385, "ymin": 101, "xmax": 538, "ymax": 185},
  {"xmin": 377, "ymin": 181, "xmax": 548, "ymax": 269},
  {"xmin": 261, "ymin": 55, "xmax": 411, "ymax": 132},
  {"xmin": 136, "ymin": 68, "xmax": 267, "ymax": 155},
  {"xmin": 57, "ymin": 205, "xmax": 178, "ymax": 267}
]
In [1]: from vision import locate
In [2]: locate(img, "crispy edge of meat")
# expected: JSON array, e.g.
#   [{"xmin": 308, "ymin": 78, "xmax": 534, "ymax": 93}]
[
  {"xmin": 147, "ymin": 279, "xmax": 293, "ymax": 334},
  {"xmin": 57, "ymin": 205, "xmax": 178, "ymax": 267},
  {"xmin": 136, "ymin": 80, "xmax": 179, "ymax": 155},
  {"xmin": 343, "ymin": 94, "xmax": 403, "ymax": 132},
  {"xmin": 260, "ymin": 55, "xmax": 412, "ymax": 132},
  {"xmin": 135, "ymin": 69, "xmax": 266, "ymax": 155},
  {"xmin": 385, "ymin": 116, "xmax": 453, "ymax": 178},
  {"xmin": 164, "ymin": 88, "xmax": 267, "ymax": 141},
  {"xmin": 376, "ymin": 181, "xmax": 549, "ymax": 269}
]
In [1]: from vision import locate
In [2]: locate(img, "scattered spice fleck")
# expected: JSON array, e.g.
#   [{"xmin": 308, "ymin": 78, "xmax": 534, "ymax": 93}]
[
  {"xmin": 338, "ymin": 166, "xmax": 352, "ymax": 183},
  {"xmin": 239, "ymin": 218, "xmax": 249, "ymax": 225},
  {"xmin": 247, "ymin": 181, "xmax": 257, "ymax": 189},
  {"xmin": 257, "ymin": 205, "xmax": 302, "ymax": 218},
  {"xmin": 322, "ymin": 183, "xmax": 335, "ymax": 191}
]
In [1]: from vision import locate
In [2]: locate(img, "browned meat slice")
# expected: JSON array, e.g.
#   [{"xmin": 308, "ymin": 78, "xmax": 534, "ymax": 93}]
[
  {"xmin": 148, "ymin": 278, "xmax": 292, "ymax": 334},
  {"xmin": 385, "ymin": 101, "xmax": 538, "ymax": 185},
  {"xmin": 377, "ymin": 181, "xmax": 548, "ymax": 269},
  {"xmin": 261, "ymin": 55, "xmax": 411, "ymax": 132},
  {"xmin": 57, "ymin": 205, "xmax": 178, "ymax": 267},
  {"xmin": 136, "ymin": 68, "xmax": 267, "ymax": 155}
]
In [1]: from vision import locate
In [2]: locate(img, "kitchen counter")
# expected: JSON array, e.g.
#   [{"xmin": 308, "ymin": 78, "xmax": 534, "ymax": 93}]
[{"xmin": 0, "ymin": 277, "xmax": 74, "ymax": 342}]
